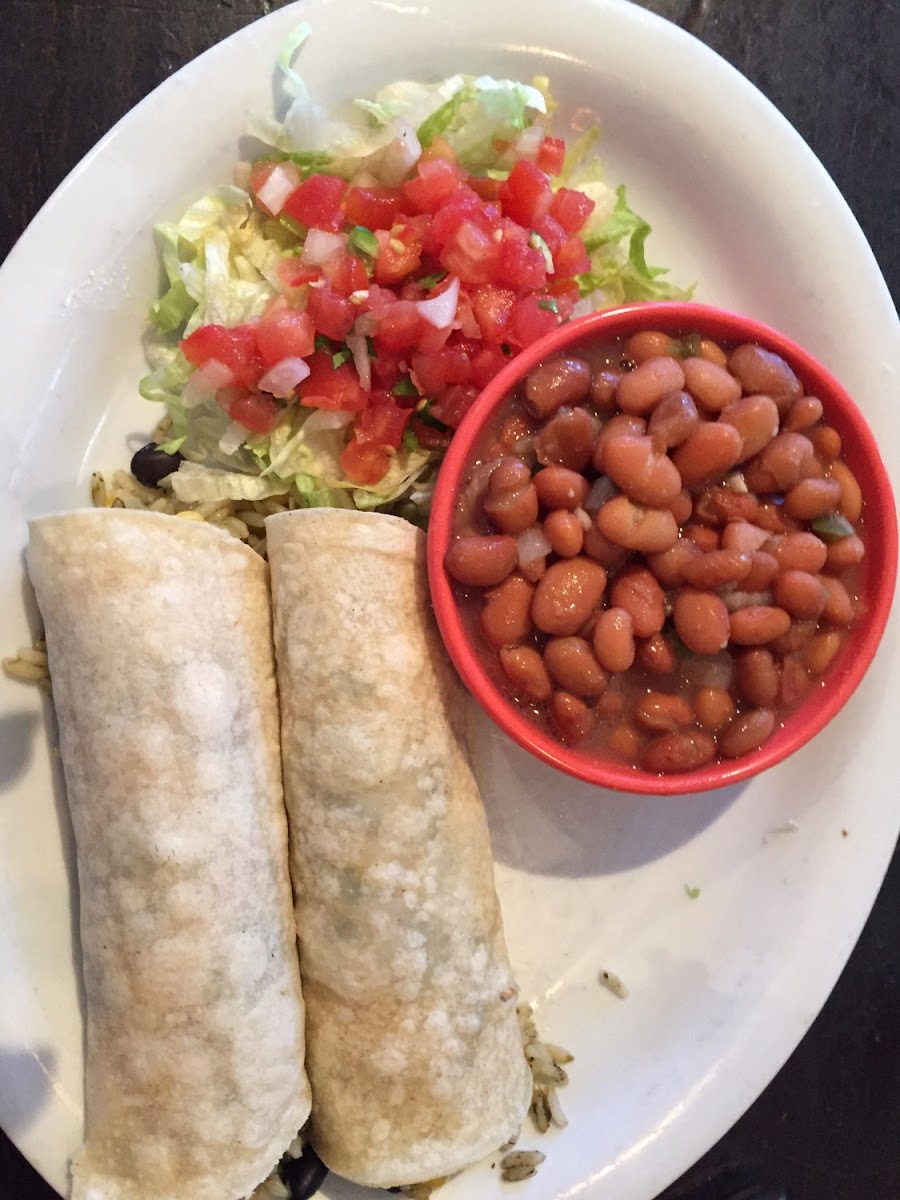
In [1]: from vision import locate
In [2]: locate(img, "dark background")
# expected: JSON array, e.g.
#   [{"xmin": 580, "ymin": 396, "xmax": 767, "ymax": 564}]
[{"xmin": 0, "ymin": 2, "xmax": 897, "ymax": 1198}]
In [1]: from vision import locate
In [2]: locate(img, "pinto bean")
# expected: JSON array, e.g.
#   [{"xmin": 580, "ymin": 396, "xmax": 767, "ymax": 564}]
[
  {"xmin": 596, "ymin": 495, "xmax": 679, "ymax": 553},
  {"xmin": 593, "ymin": 414, "xmax": 647, "ymax": 470},
  {"xmin": 819, "ymin": 576, "xmax": 856, "ymax": 625},
  {"xmin": 602, "ymin": 435, "xmax": 683, "ymax": 506},
  {"xmin": 646, "ymin": 539, "xmax": 703, "ymax": 587},
  {"xmin": 803, "ymin": 630, "xmax": 844, "ymax": 673},
  {"xmin": 624, "ymin": 330, "xmax": 678, "ymax": 363},
  {"xmin": 826, "ymin": 460, "xmax": 863, "ymax": 523},
  {"xmin": 825, "ymin": 534, "xmax": 865, "ymax": 571},
  {"xmin": 771, "ymin": 531, "xmax": 828, "ymax": 574},
  {"xmin": 719, "ymin": 393, "xmax": 781, "ymax": 462},
  {"xmin": 729, "ymin": 605, "xmax": 792, "ymax": 645},
  {"xmin": 641, "ymin": 730, "xmax": 716, "ymax": 772},
  {"xmin": 499, "ymin": 646, "xmax": 552, "ymax": 703},
  {"xmin": 672, "ymin": 589, "xmax": 730, "ymax": 655},
  {"xmin": 682, "ymin": 357, "xmax": 742, "ymax": 411},
  {"xmin": 671, "ymin": 422, "xmax": 744, "ymax": 488},
  {"xmin": 772, "ymin": 570, "xmax": 827, "ymax": 619},
  {"xmin": 719, "ymin": 708, "xmax": 776, "ymax": 757},
  {"xmin": 590, "ymin": 368, "xmax": 622, "ymax": 411},
  {"xmin": 741, "ymin": 550, "xmax": 779, "ymax": 591},
  {"xmin": 634, "ymin": 692, "xmax": 695, "ymax": 733},
  {"xmin": 534, "ymin": 406, "xmax": 595, "ymax": 472},
  {"xmin": 549, "ymin": 690, "xmax": 595, "ymax": 742},
  {"xmin": 483, "ymin": 478, "xmax": 539, "ymax": 534},
  {"xmin": 592, "ymin": 607, "xmax": 636, "ymax": 672},
  {"xmin": 786, "ymin": 395, "xmax": 824, "ymax": 432},
  {"xmin": 533, "ymin": 465, "xmax": 590, "ymax": 511},
  {"xmin": 758, "ymin": 432, "xmax": 816, "ymax": 491},
  {"xmin": 531, "ymin": 558, "xmax": 608, "ymax": 635},
  {"xmin": 479, "ymin": 574, "xmax": 535, "ymax": 647},
  {"xmin": 734, "ymin": 648, "xmax": 781, "ymax": 707},
  {"xmin": 647, "ymin": 389, "xmax": 700, "ymax": 448},
  {"xmin": 616, "ymin": 356, "xmax": 686, "ymax": 415},
  {"xmin": 524, "ymin": 356, "xmax": 592, "ymax": 418},
  {"xmin": 681, "ymin": 549, "xmax": 753, "ymax": 589},
  {"xmin": 609, "ymin": 565, "xmax": 666, "ymax": 637},
  {"xmin": 637, "ymin": 632, "xmax": 678, "ymax": 675},
  {"xmin": 694, "ymin": 687, "xmax": 735, "ymax": 731},
  {"xmin": 728, "ymin": 343, "xmax": 802, "ymax": 410},
  {"xmin": 445, "ymin": 535, "xmax": 518, "ymax": 586},
  {"xmin": 543, "ymin": 637, "xmax": 609, "ymax": 697},
  {"xmin": 544, "ymin": 509, "xmax": 584, "ymax": 557},
  {"xmin": 784, "ymin": 477, "xmax": 843, "ymax": 521}
]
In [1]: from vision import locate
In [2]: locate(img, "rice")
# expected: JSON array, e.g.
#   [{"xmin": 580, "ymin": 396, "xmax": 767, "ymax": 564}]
[
  {"xmin": 2, "ymin": 639, "xmax": 51, "ymax": 694},
  {"xmin": 516, "ymin": 1004, "xmax": 572, "ymax": 1142},
  {"xmin": 91, "ymin": 469, "xmax": 298, "ymax": 559}
]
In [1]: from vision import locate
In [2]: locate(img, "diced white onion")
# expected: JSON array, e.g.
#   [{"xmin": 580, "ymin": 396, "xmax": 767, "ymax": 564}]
[
  {"xmin": 353, "ymin": 312, "xmax": 377, "ymax": 337},
  {"xmin": 218, "ymin": 420, "xmax": 248, "ymax": 456},
  {"xmin": 258, "ymin": 357, "xmax": 311, "ymax": 399},
  {"xmin": 346, "ymin": 334, "xmax": 372, "ymax": 391},
  {"xmin": 724, "ymin": 471, "xmax": 749, "ymax": 493},
  {"xmin": 512, "ymin": 123, "xmax": 545, "ymax": 162},
  {"xmin": 182, "ymin": 359, "xmax": 235, "ymax": 409},
  {"xmin": 256, "ymin": 161, "xmax": 302, "ymax": 216},
  {"xmin": 301, "ymin": 229, "xmax": 346, "ymax": 267},
  {"xmin": 517, "ymin": 525, "xmax": 551, "ymax": 571},
  {"xmin": 378, "ymin": 124, "xmax": 422, "ymax": 186},
  {"xmin": 302, "ymin": 408, "xmax": 354, "ymax": 434},
  {"xmin": 415, "ymin": 276, "xmax": 460, "ymax": 330},
  {"xmin": 585, "ymin": 475, "xmax": 617, "ymax": 512}
]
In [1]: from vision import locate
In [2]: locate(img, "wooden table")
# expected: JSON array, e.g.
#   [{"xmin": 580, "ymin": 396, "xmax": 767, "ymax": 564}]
[{"xmin": 1, "ymin": 2, "xmax": 897, "ymax": 1198}]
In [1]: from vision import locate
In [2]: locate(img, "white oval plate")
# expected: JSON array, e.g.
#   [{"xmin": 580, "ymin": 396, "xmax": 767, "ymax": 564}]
[{"xmin": 1, "ymin": 1, "xmax": 897, "ymax": 1197}]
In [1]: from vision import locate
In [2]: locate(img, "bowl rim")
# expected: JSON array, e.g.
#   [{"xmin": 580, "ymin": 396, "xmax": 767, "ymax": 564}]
[{"xmin": 427, "ymin": 301, "xmax": 899, "ymax": 795}]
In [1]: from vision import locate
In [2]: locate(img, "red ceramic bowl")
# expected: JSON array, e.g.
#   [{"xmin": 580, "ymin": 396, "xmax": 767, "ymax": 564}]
[{"xmin": 427, "ymin": 302, "xmax": 898, "ymax": 794}]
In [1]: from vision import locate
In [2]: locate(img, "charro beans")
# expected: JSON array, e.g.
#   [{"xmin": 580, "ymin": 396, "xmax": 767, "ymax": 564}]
[{"xmin": 448, "ymin": 327, "xmax": 866, "ymax": 771}]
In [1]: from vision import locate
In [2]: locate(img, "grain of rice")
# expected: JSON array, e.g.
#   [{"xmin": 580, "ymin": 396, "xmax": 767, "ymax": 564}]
[
  {"xmin": 500, "ymin": 1150, "xmax": 545, "ymax": 1183},
  {"xmin": 545, "ymin": 1085, "xmax": 568, "ymax": 1129},
  {"xmin": 529, "ymin": 1085, "xmax": 551, "ymax": 1134},
  {"xmin": 599, "ymin": 969, "xmax": 629, "ymax": 999}
]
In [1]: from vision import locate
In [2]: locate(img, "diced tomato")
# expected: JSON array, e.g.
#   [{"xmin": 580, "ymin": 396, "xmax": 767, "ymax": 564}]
[
  {"xmin": 181, "ymin": 323, "xmax": 261, "ymax": 387},
  {"xmin": 369, "ymin": 347, "xmax": 404, "ymax": 391},
  {"xmin": 440, "ymin": 217, "xmax": 503, "ymax": 285},
  {"xmin": 549, "ymin": 186, "xmax": 596, "ymax": 235},
  {"xmin": 355, "ymin": 397, "xmax": 412, "ymax": 448},
  {"xmin": 297, "ymin": 351, "xmax": 367, "ymax": 411},
  {"xmin": 402, "ymin": 158, "xmax": 463, "ymax": 215},
  {"xmin": 419, "ymin": 135, "xmax": 458, "ymax": 166},
  {"xmin": 470, "ymin": 345, "xmax": 509, "ymax": 389},
  {"xmin": 430, "ymin": 384, "xmax": 479, "ymax": 429},
  {"xmin": 506, "ymin": 294, "xmax": 560, "ymax": 348},
  {"xmin": 552, "ymin": 233, "xmax": 591, "ymax": 278},
  {"xmin": 220, "ymin": 387, "xmax": 282, "ymax": 434},
  {"xmin": 470, "ymin": 283, "xmax": 516, "ymax": 344},
  {"xmin": 411, "ymin": 345, "xmax": 472, "ymax": 395},
  {"xmin": 495, "ymin": 237, "xmax": 547, "ymax": 293},
  {"xmin": 499, "ymin": 160, "xmax": 553, "ymax": 228},
  {"xmin": 306, "ymin": 280, "xmax": 355, "ymax": 341},
  {"xmin": 373, "ymin": 216, "xmax": 428, "ymax": 285},
  {"xmin": 533, "ymin": 213, "xmax": 567, "ymax": 257},
  {"xmin": 343, "ymin": 186, "xmax": 404, "ymax": 230},
  {"xmin": 374, "ymin": 300, "xmax": 428, "ymax": 351},
  {"xmin": 409, "ymin": 415, "xmax": 452, "ymax": 449},
  {"xmin": 467, "ymin": 175, "xmax": 503, "ymax": 202},
  {"xmin": 254, "ymin": 304, "xmax": 315, "ymax": 366},
  {"xmin": 323, "ymin": 249, "xmax": 369, "ymax": 297},
  {"xmin": 415, "ymin": 322, "xmax": 454, "ymax": 356},
  {"xmin": 424, "ymin": 185, "xmax": 482, "ymax": 252},
  {"xmin": 276, "ymin": 259, "xmax": 320, "ymax": 290},
  {"xmin": 544, "ymin": 277, "xmax": 581, "ymax": 320},
  {"xmin": 453, "ymin": 288, "xmax": 482, "ymax": 339},
  {"xmin": 363, "ymin": 283, "xmax": 399, "ymax": 319},
  {"xmin": 536, "ymin": 136, "xmax": 566, "ymax": 176},
  {"xmin": 282, "ymin": 174, "xmax": 346, "ymax": 233},
  {"xmin": 340, "ymin": 438, "xmax": 391, "ymax": 484}
]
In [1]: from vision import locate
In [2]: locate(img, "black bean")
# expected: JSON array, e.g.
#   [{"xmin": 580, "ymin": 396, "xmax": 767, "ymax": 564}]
[
  {"xmin": 281, "ymin": 1145, "xmax": 328, "ymax": 1200},
  {"xmin": 130, "ymin": 442, "xmax": 184, "ymax": 488}
]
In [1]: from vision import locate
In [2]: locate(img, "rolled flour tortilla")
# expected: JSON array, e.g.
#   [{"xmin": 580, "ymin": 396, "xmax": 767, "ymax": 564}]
[
  {"xmin": 266, "ymin": 509, "xmax": 531, "ymax": 1189},
  {"xmin": 27, "ymin": 509, "xmax": 311, "ymax": 1200}
]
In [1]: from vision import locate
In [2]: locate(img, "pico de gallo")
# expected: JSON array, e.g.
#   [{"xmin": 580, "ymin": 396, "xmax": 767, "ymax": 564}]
[{"xmin": 138, "ymin": 28, "xmax": 689, "ymax": 523}]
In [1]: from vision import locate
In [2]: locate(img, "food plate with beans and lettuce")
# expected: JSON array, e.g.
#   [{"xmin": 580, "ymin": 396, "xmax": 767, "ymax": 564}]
[{"xmin": 0, "ymin": 2, "xmax": 898, "ymax": 1200}]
